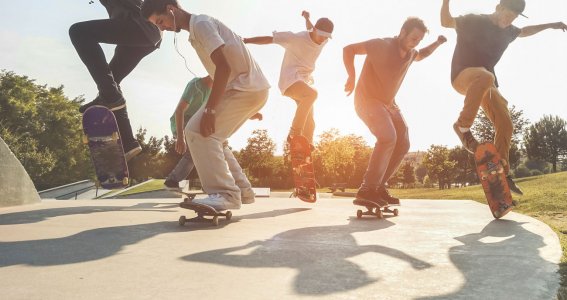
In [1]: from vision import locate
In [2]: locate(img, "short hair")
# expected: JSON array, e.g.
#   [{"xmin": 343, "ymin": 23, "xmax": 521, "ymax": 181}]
[
  {"xmin": 401, "ymin": 17, "xmax": 429, "ymax": 34},
  {"xmin": 141, "ymin": 0, "xmax": 179, "ymax": 19}
]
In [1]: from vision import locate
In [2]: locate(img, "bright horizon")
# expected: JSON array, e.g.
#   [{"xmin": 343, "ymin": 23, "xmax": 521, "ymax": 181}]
[{"xmin": 1, "ymin": 0, "xmax": 566, "ymax": 155}]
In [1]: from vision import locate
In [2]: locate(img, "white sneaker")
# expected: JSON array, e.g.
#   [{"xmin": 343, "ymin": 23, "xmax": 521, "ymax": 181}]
[
  {"xmin": 193, "ymin": 193, "xmax": 241, "ymax": 211},
  {"xmin": 241, "ymin": 189, "xmax": 256, "ymax": 204}
]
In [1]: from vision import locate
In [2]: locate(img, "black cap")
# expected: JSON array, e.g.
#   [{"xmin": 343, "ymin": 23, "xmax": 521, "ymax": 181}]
[{"xmin": 500, "ymin": 0, "xmax": 527, "ymax": 18}]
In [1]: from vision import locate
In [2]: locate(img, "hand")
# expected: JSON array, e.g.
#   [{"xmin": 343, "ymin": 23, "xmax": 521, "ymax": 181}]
[
  {"xmin": 344, "ymin": 76, "xmax": 355, "ymax": 96},
  {"xmin": 200, "ymin": 113, "xmax": 215, "ymax": 137},
  {"xmin": 175, "ymin": 136, "xmax": 186, "ymax": 154},
  {"xmin": 249, "ymin": 112, "xmax": 263, "ymax": 121},
  {"xmin": 242, "ymin": 37, "xmax": 249, "ymax": 44},
  {"xmin": 437, "ymin": 35, "xmax": 448, "ymax": 44},
  {"xmin": 551, "ymin": 22, "xmax": 567, "ymax": 32},
  {"xmin": 302, "ymin": 11, "xmax": 310, "ymax": 19}
]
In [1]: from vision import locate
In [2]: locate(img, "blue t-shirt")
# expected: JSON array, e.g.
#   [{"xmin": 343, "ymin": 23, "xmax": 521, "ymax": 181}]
[{"xmin": 170, "ymin": 78, "xmax": 211, "ymax": 136}]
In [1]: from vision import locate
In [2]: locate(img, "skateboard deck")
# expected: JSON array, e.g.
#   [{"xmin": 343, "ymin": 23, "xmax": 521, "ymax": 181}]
[
  {"xmin": 474, "ymin": 143, "xmax": 516, "ymax": 219},
  {"xmin": 173, "ymin": 190, "xmax": 206, "ymax": 202},
  {"xmin": 353, "ymin": 199, "xmax": 399, "ymax": 219},
  {"xmin": 289, "ymin": 135, "xmax": 317, "ymax": 203},
  {"xmin": 82, "ymin": 106, "xmax": 129, "ymax": 190},
  {"xmin": 178, "ymin": 199, "xmax": 232, "ymax": 226}
]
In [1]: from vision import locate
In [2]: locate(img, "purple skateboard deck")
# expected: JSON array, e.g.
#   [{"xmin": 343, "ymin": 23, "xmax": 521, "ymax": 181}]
[{"xmin": 82, "ymin": 106, "xmax": 129, "ymax": 190}]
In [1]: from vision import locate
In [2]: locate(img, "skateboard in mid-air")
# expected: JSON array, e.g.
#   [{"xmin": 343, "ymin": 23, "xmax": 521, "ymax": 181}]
[
  {"xmin": 474, "ymin": 142, "xmax": 517, "ymax": 219},
  {"xmin": 353, "ymin": 199, "xmax": 399, "ymax": 219},
  {"xmin": 289, "ymin": 135, "xmax": 317, "ymax": 203},
  {"xmin": 82, "ymin": 106, "xmax": 129, "ymax": 190},
  {"xmin": 177, "ymin": 192, "xmax": 232, "ymax": 226}
]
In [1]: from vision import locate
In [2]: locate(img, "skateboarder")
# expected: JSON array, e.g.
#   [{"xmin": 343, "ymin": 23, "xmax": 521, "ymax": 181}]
[
  {"xmin": 142, "ymin": 0, "xmax": 270, "ymax": 211},
  {"xmin": 69, "ymin": 0, "xmax": 161, "ymax": 161},
  {"xmin": 344, "ymin": 18, "xmax": 447, "ymax": 206},
  {"xmin": 165, "ymin": 76, "xmax": 262, "ymax": 205},
  {"xmin": 243, "ymin": 11, "xmax": 333, "ymax": 146},
  {"xmin": 441, "ymin": 0, "xmax": 567, "ymax": 195}
]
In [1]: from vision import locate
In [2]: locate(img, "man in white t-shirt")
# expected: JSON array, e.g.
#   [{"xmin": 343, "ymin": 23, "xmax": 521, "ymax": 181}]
[
  {"xmin": 244, "ymin": 11, "xmax": 333, "ymax": 145},
  {"xmin": 142, "ymin": 0, "xmax": 270, "ymax": 210}
]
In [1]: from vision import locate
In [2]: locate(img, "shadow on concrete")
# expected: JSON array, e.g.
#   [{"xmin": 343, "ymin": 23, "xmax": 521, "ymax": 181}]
[
  {"xmin": 181, "ymin": 218, "xmax": 433, "ymax": 296},
  {"xmin": 0, "ymin": 202, "xmax": 178, "ymax": 226},
  {"xmin": 417, "ymin": 219, "xmax": 560, "ymax": 300}
]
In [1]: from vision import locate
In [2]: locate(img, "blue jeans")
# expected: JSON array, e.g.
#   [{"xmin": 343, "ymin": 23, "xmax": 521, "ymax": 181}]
[
  {"xmin": 166, "ymin": 151, "xmax": 194, "ymax": 183},
  {"xmin": 355, "ymin": 100, "xmax": 410, "ymax": 189}
]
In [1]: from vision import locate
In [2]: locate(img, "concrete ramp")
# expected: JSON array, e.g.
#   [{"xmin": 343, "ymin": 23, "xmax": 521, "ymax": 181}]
[{"xmin": 0, "ymin": 137, "xmax": 40, "ymax": 207}]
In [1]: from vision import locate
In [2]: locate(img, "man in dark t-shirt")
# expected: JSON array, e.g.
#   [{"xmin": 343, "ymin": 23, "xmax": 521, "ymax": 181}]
[
  {"xmin": 343, "ymin": 18, "xmax": 446, "ymax": 206},
  {"xmin": 441, "ymin": 0, "xmax": 567, "ymax": 195}
]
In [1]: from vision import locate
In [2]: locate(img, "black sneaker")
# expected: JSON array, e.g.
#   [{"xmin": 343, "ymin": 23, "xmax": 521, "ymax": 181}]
[
  {"xmin": 506, "ymin": 175, "xmax": 523, "ymax": 196},
  {"xmin": 164, "ymin": 179, "xmax": 181, "ymax": 191},
  {"xmin": 79, "ymin": 94, "xmax": 126, "ymax": 113},
  {"xmin": 124, "ymin": 142, "xmax": 142, "ymax": 162},
  {"xmin": 453, "ymin": 123, "xmax": 479, "ymax": 154},
  {"xmin": 377, "ymin": 185, "xmax": 400, "ymax": 205},
  {"xmin": 356, "ymin": 187, "xmax": 388, "ymax": 206}
]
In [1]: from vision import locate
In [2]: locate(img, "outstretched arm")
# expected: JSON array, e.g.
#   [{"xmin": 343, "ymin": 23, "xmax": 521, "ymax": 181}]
[
  {"xmin": 441, "ymin": 0, "xmax": 456, "ymax": 29},
  {"xmin": 343, "ymin": 42, "xmax": 368, "ymax": 96},
  {"xmin": 519, "ymin": 22, "xmax": 567, "ymax": 37},
  {"xmin": 243, "ymin": 36, "xmax": 274, "ymax": 45},
  {"xmin": 302, "ymin": 11, "xmax": 314, "ymax": 30},
  {"xmin": 416, "ymin": 35, "xmax": 447, "ymax": 61}
]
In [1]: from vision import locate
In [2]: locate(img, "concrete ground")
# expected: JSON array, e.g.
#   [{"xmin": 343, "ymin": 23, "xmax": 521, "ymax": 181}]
[{"xmin": 0, "ymin": 197, "xmax": 561, "ymax": 300}]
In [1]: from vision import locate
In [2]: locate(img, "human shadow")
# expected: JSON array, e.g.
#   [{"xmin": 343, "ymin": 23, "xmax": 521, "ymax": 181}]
[
  {"xmin": 0, "ymin": 202, "xmax": 178, "ymax": 226},
  {"xmin": 417, "ymin": 219, "xmax": 560, "ymax": 300},
  {"xmin": 181, "ymin": 218, "xmax": 433, "ymax": 296}
]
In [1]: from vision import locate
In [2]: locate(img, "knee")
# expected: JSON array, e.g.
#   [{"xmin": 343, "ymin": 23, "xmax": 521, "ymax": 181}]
[
  {"xmin": 68, "ymin": 22, "xmax": 84, "ymax": 41},
  {"xmin": 375, "ymin": 133, "xmax": 397, "ymax": 149},
  {"xmin": 476, "ymin": 71, "xmax": 496, "ymax": 88}
]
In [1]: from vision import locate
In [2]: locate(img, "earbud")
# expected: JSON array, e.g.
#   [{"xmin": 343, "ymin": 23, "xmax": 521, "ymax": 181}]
[{"xmin": 170, "ymin": 9, "xmax": 174, "ymax": 15}]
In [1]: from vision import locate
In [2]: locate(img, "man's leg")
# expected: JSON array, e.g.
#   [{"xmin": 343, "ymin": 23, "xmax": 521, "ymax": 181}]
[
  {"xmin": 284, "ymin": 81, "xmax": 317, "ymax": 144},
  {"xmin": 223, "ymin": 143, "xmax": 255, "ymax": 204},
  {"xmin": 452, "ymin": 67, "xmax": 496, "ymax": 153},
  {"xmin": 185, "ymin": 89, "xmax": 269, "ymax": 210},
  {"xmin": 165, "ymin": 150, "xmax": 195, "ymax": 190}
]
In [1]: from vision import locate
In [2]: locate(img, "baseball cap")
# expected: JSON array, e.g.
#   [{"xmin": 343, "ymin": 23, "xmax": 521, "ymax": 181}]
[
  {"xmin": 314, "ymin": 18, "xmax": 334, "ymax": 38},
  {"xmin": 500, "ymin": 0, "xmax": 528, "ymax": 18}
]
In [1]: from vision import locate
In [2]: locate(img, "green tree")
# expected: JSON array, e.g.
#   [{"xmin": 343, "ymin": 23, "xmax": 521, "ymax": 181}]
[
  {"xmin": 472, "ymin": 105, "xmax": 529, "ymax": 169},
  {"xmin": 128, "ymin": 127, "xmax": 165, "ymax": 182},
  {"xmin": 0, "ymin": 70, "xmax": 92, "ymax": 189},
  {"xmin": 422, "ymin": 145, "xmax": 458, "ymax": 190},
  {"xmin": 415, "ymin": 164, "xmax": 427, "ymax": 184},
  {"xmin": 237, "ymin": 129, "xmax": 277, "ymax": 186},
  {"xmin": 449, "ymin": 146, "xmax": 477, "ymax": 187},
  {"xmin": 524, "ymin": 115, "xmax": 567, "ymax": 173}
]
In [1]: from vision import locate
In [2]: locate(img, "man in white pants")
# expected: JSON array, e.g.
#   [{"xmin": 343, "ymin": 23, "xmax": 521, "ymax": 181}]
[{"xmin": 142, "ymin": 0, "xmax": 270, "ymax": 210}]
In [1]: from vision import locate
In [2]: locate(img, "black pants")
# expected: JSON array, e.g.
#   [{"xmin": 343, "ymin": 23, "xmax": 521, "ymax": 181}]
[{"xmin": 69, "ymin": 17, "xmax": 158, "ymax": 149}]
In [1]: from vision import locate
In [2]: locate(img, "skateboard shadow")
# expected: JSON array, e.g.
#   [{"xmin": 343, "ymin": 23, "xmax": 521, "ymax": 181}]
[
  {"xmin": 181, "ymin": 218, "xmax": 433, "ymax": 296},
  {"xmin": 416, "ymin": 219, "xmax": 560, "ymax": 300},
  {"xmin": 0, "ymin": 202, "xmax": 178, "ymax": 226}
]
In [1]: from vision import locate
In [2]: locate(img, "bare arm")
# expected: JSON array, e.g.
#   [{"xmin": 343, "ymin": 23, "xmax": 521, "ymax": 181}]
[
  {"xmin": 441, "ymin": 0, "xmax": 456, "ymax": 29},
  {"xmin": 174, "ymin": 101, "xmax": 189, "ymax": 154},
  {"xmin": 519, "ymin": 22, "xmax": 567, "ymax": 37},
  {"xmin": 416, "ymin": 35, "xmax": 447, "ymax": 62},
  {"xmin": 302, "ymin": 11, "xmax": 314, "ymax": 30},
  {"xmin": 243, "ymin": 36, "xmax": 274, "ymax": 45},
  {"xmin": 343, "ymin": 42, "xmax": 368, "ymax": 96},
  {"xmin": 200, "ymin": 45, "xmax": 231, "ymax": 137}
]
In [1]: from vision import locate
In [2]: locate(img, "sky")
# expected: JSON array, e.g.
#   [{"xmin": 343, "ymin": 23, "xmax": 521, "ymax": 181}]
[{"xmin": 0, "ymin": 0, "xmax": 566, "ymax": 155}]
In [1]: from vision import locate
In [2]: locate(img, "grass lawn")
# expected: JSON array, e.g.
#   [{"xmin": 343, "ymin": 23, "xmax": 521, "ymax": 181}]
[{"xmin": 117, "ymin": 179, "xmax": 166, "ymax": 197}]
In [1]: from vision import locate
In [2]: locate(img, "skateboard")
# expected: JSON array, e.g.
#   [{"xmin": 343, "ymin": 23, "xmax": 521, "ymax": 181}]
[
  {"xmin": 289, "ymin": 135, "xmax": 317, "ymax": 203},
  {"xmin": 173, "ymin": 190, "xmax": 205, "ymax": 201},
  {"xmin": 82, "ymin": 106, "xmax": 129, "ymax": 189},
  {"xmin": 353, "ymin": 199, "xmax": 399, "ymax": 219},
  {"xmin": 178, "ymin": 197, "xmax": 232, "ymax": 227},
  {"xmin": 474, "ymin": 143, "xmax": 517, "ymax": 219}
]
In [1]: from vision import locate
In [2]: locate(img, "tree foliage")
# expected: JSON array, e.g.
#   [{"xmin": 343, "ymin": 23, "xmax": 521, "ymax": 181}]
[
  {"xmin": 524, "ymin": 115, "xmax": 567, "ymax": 173},
  {"xmin": 421, "ymin": 145, "xmax": 458, "ymax": 190}
]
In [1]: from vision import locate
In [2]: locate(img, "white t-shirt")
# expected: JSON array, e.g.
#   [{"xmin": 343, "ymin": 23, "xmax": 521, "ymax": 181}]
[
  {"xmin": 273, "ymin": 31, "xmax": 327, "ymax": 94},
  {"xmin": 188, "ymin": 14, "xmax": 270, "ymax": 92}
]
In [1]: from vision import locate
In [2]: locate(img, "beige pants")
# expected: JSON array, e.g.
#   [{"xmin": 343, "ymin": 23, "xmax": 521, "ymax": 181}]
[
  {"xmin": 284, "ymin": 81, "xmax": 317, "ymax": 144},
  {"xmin": 185, "ymin": 89, "xmax": 269, "ymax": 204},
  {"xmin": 452, "ymin": 67, "xmax": 513, "ymax": 173}
]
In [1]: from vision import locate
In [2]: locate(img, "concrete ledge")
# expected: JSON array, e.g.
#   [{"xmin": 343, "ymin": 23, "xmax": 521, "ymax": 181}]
[{"xmin": 0, "ymin": 137, "xmax": 40, "ymax": 207}]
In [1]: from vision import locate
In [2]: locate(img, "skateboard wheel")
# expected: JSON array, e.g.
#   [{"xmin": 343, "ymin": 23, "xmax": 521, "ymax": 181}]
[
  {"xmin": 178, "ymin": 216, "xmax": 186, "ymax": 226},
  {"xmin": 356, "ymin": 210, "xmax": 363, "ymax": 219},
  {"xmin": 82, "ymin": 135, "xmax": 88, "ymax": 144},
  {"xmin": 225, "ymin": 211, "xmax": 232, "ymax": 221},
  {"xmin": 122, "ymin": 177, "xmax": 129, "ymax": 186},
  {"xmin": 212, "ymin": 216, "xmax": 219, "ymax": 226},
  {"xmin": 111, "ymin": 132, "xmax": 119, "ymax": 141},
  {"xmin": 376, "ymin": 210, "xmax": 384, "ymax": 219},
  {"xmin": 393, "ymin": 209, "xmax": 399, "ymax": 217}
]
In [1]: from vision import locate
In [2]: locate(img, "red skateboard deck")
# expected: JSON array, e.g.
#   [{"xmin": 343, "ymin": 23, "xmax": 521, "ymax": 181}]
[
  {"xmin": 289, "ymin": 135, "xmax": 317, "ymax": 203},
  {"xmin": 82, "ymin": 106, "xmax": 129, "ymax": 190},
  {"xmin": 474, "ymin": 143, "xmax": 516, "ymax": 219}
]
